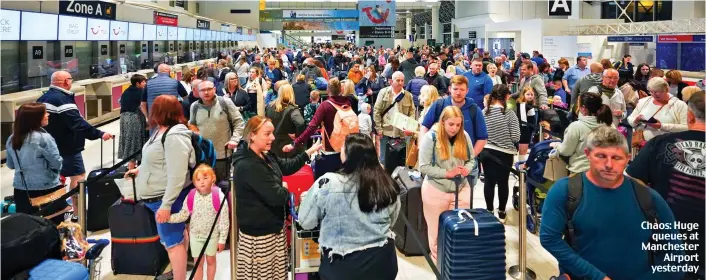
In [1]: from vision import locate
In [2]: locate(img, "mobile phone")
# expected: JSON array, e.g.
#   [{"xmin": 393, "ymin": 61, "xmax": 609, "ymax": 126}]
[{"xmin": 646, "ymin": 117, "xmax": 659, "ymax": 123}]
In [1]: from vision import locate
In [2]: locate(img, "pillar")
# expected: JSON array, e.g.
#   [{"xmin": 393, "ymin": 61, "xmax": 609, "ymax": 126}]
[
  {"xmin": 569, "ymin": 0, "xmax": 581, "ymax": 20},
  {"xmin": 406, "ymin": 17, "xmax": 412, "ymax": 42},
  {"xmin": 431, "ymin": 6, "xmax": 439, "ymax": 41}
]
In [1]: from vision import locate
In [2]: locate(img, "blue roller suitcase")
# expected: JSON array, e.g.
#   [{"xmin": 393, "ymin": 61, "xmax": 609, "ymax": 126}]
[
  {"xmin": 437, "ymin": 177, "xmax": 506, "ymax": 280},
  {"xmin": 29, "ymin": 259, "xmax": 88, "ymax": 280}
]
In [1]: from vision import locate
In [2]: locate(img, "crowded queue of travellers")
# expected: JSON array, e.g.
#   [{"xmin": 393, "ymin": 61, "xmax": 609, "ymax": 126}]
[{"xmin": 5, "ymin": 44, "xmax": 705, "ymax": 280}]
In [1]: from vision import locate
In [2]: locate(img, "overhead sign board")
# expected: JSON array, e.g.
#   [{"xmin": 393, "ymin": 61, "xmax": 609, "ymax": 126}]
[
  {"xmin": 86, "ymin": 18, "xmax": 109, "ymax": 40},
  {"xmin": 607, "ymin": 35, "xmax": 653, "ymax": 42},
  {"xmin": 468, "ymin": 31, "xmax": 477, "ymax": 39},
  {"xmin": 154, "ymin": 11, "xmax": 178, "ymax": 26},
  {"xmin": 143, "ymin": 24, "xmax": 156, "ymax": 41},
  {"xmin": 283, "ymin": 10, "xmax": 358, "ymax": 19},
  {"xmin": 548, "ymin": 0, "xmax": 572, "ymax": 16},
  {"xmin": 178, "ymin": 27, "xmax": 187, "ymax": 40},
  {"xmin": 128, "ymin": 22, "xmax": 143, "ymax": 41},
  {"xmin": 156, "ymin": 25, "xmax": 168, "ymax": 40},
  {"xmin": 110, "ymin": 21, "xmax": 128, "ymax": 41},
  {"xmin": 658, "ymin": 34, "xmax": 705, "ymax": 43},
  {"xmin": 359, "ymin": 1, "xmax": 395, "ymax": 27},
  {"xmin": 21, "ymin": 12, "xmax": 58, "ymax": 40},
  {"xmin": 1, "ymin": 9, "xmax": 21, "ymax": 41},
  {"xmin": 196, "ymin": 19, "xmax": 210, "ymax": 30},
  {"xmin": 168, "ymin": 26, "xmax": 178, "ymax": 40},
  {"xmin": 59, "ymin": 0, "xmax": 116, "ymax": 20},
  {"xmin": 58, "ymin": 15, "xmax": 87, "ymax": 41},
  {"xmin": 359, "ymin": 26, "xmax": 393, "ymax": 38},
  {"xmin": 221, "ymin": 24, "xmax": 230, "ymax": 32}
]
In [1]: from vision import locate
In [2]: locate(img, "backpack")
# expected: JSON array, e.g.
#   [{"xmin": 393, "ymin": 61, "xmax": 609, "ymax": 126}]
[
  {"xmin": 323, "ymin": 100, "xmax": 359, "ymax": 152},
  {"xmin": 186, "ymin": 187, "xmax": 222, "ymax": 214},
  {"xmin": 190, "ymin": 96, "xmax": 235, "ymax": 134},
  {"xmin": 315, "ymin": 77, "xmax": 328, "ymax": 90},
  {"xmin": 161, "ymin": 127, "xmax": 217, "ymax": 171},
  {"xmin": 431, "ymin": 98, "xmax": 478, "ymax": 139},
  {"xmin": 564, "ymin": 173, "xmax": 659, "ymax": 265}
]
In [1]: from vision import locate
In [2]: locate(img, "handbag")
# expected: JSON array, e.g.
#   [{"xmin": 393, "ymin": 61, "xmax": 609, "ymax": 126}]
[
  {"xmin": 631, "ymin": 97, "xmax": 670, "ymax": 148},
  {"xmin": 543, "ymin": 150, "xmax": 568, "ymax": 181},
  {"xmin": 406, "ymin": 137, "xmax": 419, "ymax": 168},
  {"xmin": 12, "ymin": 149, "xmax": 67, "ymax": 211}
]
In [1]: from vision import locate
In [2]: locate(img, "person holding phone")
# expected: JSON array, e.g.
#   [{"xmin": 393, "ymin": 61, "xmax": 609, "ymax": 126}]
[{"xmin": 628, "ymin": 77, "xmax": 688, "ymax": 142}]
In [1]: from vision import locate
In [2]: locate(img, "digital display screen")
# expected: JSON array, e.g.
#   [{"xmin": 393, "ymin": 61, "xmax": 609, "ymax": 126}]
[{"xmin": 21, "ymin": 12, "xmax": 58, "ymax": 40}]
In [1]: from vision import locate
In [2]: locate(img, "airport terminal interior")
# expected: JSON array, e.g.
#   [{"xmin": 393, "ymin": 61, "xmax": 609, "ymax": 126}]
[{"xmin": 0, "ymin": 0, "xmax": 704, "ymax": 279}]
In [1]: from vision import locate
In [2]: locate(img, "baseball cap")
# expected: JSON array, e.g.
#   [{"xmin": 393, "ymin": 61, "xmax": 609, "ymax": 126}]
[{"xmin": 521, "ymin": 53, "xmax": 531, "ymax": 59}]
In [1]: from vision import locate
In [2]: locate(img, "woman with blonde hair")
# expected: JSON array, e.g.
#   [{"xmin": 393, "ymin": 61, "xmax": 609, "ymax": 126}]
[
  {"xmin": 418, "ymin": 85, "xmax": 440, "ymax": 122},
  {"xmin": 232, "ymin": 116, "xmax": 322, "ymax": 280},
  {"xmin": 342, "ymin": 79, "xmax": 360, "ymax": 113},
  {"xmin": 419, "ymin": 105, "xmax": 475, "ymax": 264},
  {"xmin": 665, "ymin": 70, "xmax": 690, "ymax": 100},
  {"xmin": 486, "ymin": 63, "xmax": 502, "ymax": 85},
  {"xmin": 628, "ymin": 77, "xmax": 688, "ymax": 143},
  {"xmin": 266, "ymin": 84, "xmax": 306, "ymax": 158}
]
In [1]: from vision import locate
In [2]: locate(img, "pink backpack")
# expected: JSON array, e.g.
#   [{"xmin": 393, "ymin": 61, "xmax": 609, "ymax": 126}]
[
  {"xmin": 186, "ymin": 187, "xmax": 222, "ymax": 214},
  {"xmin": 323, "ymin": 100, "xmax": 359, "ymax": 152}
]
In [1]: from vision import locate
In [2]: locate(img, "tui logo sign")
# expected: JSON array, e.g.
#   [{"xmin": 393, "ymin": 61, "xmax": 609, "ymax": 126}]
[{"xmin": 361, "ymin": 5, "xmax": 389, "ymax": 25}]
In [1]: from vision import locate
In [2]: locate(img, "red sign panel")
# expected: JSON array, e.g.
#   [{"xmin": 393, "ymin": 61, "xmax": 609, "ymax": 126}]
[
  {"xmin": 154, "ymin": 11, "xmax": 178, "ymax": 26},
  {"xmin": 657, "ymin": 35, "xmax": 693, "ymax": 43}
]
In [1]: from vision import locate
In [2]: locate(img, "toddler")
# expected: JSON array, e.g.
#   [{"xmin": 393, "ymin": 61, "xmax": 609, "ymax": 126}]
[
  {"xmin": 552, "ymin": 95, "xmax": 567, "ymax": 110},
  {"xmin": 304, "ymin": 90, "xmax": 321, "ymax": 125},
  {"xmin": 169, "ymin": 164, "xmax": 229, "ymax": 280},
  {"xmin": 358, "ymin": 103, "xmax": 373, "ymax": 138}
]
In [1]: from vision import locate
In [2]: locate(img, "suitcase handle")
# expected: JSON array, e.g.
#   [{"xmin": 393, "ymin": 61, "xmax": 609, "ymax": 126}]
[{"xmin": 456, "ymin": 209, "xmax": 479, "ymax": 236}]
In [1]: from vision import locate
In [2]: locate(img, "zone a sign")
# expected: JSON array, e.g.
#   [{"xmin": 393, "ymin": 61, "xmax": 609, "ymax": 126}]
[
  {"xmin": 60, "ymin": 0, "xmax": 117, "ymax": 20},
  {"xmin": 548, "ymin": 0, "xmax": 572, "ymax": 16}
]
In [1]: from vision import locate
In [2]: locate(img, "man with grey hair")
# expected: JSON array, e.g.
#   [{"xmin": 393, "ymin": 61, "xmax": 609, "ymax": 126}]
[
  {"xmin": 373, "ymin": 71, "xmax": 416, "ymax": 167},
  {"xmin": 541, "ymin": 126, "xmax": 683, "ymax": 280},
  {"xmin": 189, "ymin": 80, "xmax": 245, "ymax": 181},
  {"xmin": 627, "ymin": 91, "xmax": 705, "ymax": 280},
  {"xmin": 586, "ymin": 68, "xmax": 626, "ymax": 126}
]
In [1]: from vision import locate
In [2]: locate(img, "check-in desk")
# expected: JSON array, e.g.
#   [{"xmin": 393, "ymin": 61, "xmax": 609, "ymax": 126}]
[
  {"xmin": 0, "ymin": 86, "xmax": 86, "ymax": 159},
  {"xmin": 103, "ymin": 75, "xmax": 131, "ymax": 113},
  {"xmin": 73, "ymin": 79, "xmax": 116, "ymax": 125}
]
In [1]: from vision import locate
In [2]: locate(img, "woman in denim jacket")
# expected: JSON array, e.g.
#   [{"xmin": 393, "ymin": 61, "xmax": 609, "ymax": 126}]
[
  {"xmin": 299, "ymin": 133, "xmax": 401, "ymax": 280},
  {"xmin": 6, "ymin": 103, "xmax": 67, "ymax": 223}
]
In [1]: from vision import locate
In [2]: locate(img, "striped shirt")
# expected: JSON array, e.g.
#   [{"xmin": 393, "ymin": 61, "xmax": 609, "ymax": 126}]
[{"xmin": 483, "ymin": 105, "xmax": 521, "ymax": 154}]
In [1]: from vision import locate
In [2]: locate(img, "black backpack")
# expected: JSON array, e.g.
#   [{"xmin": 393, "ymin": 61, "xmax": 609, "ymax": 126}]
[
  {"xmin": 1, "ymin": 214, "xmax": 61, "ymax": 279},
  {"xmin": 564, "ymin": 173, "xmax": 659, "ymax": 265}
]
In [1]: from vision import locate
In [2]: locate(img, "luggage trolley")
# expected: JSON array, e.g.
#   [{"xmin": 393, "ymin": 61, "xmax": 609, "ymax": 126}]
[{"xmin": 288, "ymin": 193, "xmax": 320, "ymax": 280}]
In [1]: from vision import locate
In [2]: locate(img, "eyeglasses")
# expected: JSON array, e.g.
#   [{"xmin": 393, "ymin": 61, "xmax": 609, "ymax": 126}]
[{"xmin": 201, "ymin": 87, "xmax": 215, "ymax": 91}]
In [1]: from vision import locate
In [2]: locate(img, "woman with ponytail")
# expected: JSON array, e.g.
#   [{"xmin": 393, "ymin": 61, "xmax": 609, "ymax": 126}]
[
  {"xmin": 550, "ymin": 92, "xmax": 615, "ymax": 174},
  {"xmin": 480, "ymin": 84, "xmax": 520, "ymax": 222}
]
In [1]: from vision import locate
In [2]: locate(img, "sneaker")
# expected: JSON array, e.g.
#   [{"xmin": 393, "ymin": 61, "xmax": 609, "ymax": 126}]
[
  {"xmin": 64, "ymin": 212, "xmax": 79, "ymax": 223},
  {"xmin": 479, "ymin": 172, "xmax": 485, "ymax": 183},
  {"xmin": 497, "ymin": 209, "xmax": 507, "ymax": 223}
]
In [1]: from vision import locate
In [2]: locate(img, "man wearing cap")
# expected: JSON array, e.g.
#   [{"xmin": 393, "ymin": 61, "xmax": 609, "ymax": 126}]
[{"xmin": 512, "ymin": 52, "xmax": 531, "ymax": 80}]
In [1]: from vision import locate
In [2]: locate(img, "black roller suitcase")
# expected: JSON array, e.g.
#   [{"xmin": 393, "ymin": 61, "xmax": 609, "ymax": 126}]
[
  {"xmin": 86, "ymin": 138, "xmax": 126, "ymax": 232},
  {"xmin": 108, "ymin": 175, "xmax": 168, "ymax": 276},
  {"xmin": 391, "ymin": 166, "xmax": 429, "ymax": 256}
]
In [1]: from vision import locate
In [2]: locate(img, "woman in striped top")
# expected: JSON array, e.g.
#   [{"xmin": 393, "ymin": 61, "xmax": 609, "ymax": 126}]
[{"xmin": 480, "ymin": 84, "xmax": 521, "ymax": 222}]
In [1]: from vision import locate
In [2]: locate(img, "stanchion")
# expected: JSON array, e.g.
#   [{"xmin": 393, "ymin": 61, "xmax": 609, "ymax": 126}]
[
  {"xmin": 229, "ymin": 178, "xmax": 237, "ymax": 278},
  {"xmin": 290, "ymin": 210, "xmax": 297, "ymax": 280},
  {"xmin": 508, "ymin": 170, "xmax": 537, "ymax": 280}
]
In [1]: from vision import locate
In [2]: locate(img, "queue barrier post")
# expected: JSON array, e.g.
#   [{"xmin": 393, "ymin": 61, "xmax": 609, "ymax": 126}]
[
  {"xmin": 229, "ymin": 178, "xmax": 237, "ymax": 278},
  {"xmin": 508, "ymin": 170, "xmax": 537, "ymax": 280},
  {"xmin": 77, "ymin": 180, "xmax": 88, "ymax": 267}
]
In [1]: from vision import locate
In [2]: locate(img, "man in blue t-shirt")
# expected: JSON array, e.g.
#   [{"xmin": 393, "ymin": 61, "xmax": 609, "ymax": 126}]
[
  {"xmin": 540, "ymin": 126, "xmax": 684, "ymax": 280},
  {"xmin": 462, "ymin": 58, "xmax": 494, "ymax": 110},
  {"xmin": 562, "ymin": 56, "xmax": 590, "ymax": 96},
  {"xmin": 420, "ymin": 75, "xmax": 488, "ymax": 187}
]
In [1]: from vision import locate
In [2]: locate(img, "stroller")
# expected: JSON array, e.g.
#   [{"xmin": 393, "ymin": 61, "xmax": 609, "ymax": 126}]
[{"xmin": 513, "ymin": 138, "xmax": 562, "ymax": 234}]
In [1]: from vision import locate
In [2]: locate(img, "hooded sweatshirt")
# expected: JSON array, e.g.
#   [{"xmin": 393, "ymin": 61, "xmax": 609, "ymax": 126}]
[
  {"xmin": 570, "ymin": 73, "xmax": 603, "ymax": 109},
  {"xmin": 232, "ymin": 141, "xmax": 309, "ymax": 236},
  {"xmin": 137, "ymin": 124, "xmax": 195, "ymax": 210},
  {"xmin": 555, "ymin": 116, "xmax": 609, "ymax": 173},
  {"xmin": 421, "ymin": 96, "xmax": 489, "ymax": 145},
  {"xmin": 418, "ymin": 125, "xmax": 476, "ymax": 193}
]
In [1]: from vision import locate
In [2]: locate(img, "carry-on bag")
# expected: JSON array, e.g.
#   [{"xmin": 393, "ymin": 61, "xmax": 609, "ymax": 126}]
[
  {"xmin": 1, "ymin": 213, "xmax": 61, "ymax": 279},
  {"xmin": 86, "ymin": 137, "xmax": 126, "ymax": 232},
  {"xmin": 437, "ymin": 176, "xmax": 506, "ymax": 280},
  {"xmin": 384, "ymin": 138, "xmax": 406, "ymax": 174},
  {"xmin": 26, "ymin": 259, "xmax": 89, "ymax": 280},
  {"xmin": 391, "ymin": 166, "xmax": 429, "ymax": 256},
  {"xmin": 108, "ymin": 174, "xmax": 169, "ymax": 276}
]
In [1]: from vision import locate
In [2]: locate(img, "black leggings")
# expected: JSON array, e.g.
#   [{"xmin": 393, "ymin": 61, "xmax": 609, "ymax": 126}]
[
  {"xmin": 320, "ymin": 239, "xmax": 397, "ymax": 280},
  {"xmin": 480, "ymin": 149, "xmax": 514, "ymax": 212}
]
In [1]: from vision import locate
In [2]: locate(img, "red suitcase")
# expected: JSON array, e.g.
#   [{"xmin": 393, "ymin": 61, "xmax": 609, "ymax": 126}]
[{"xmin": 283, "ymin": 165, "xmax": 315, "ymax": 206}]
